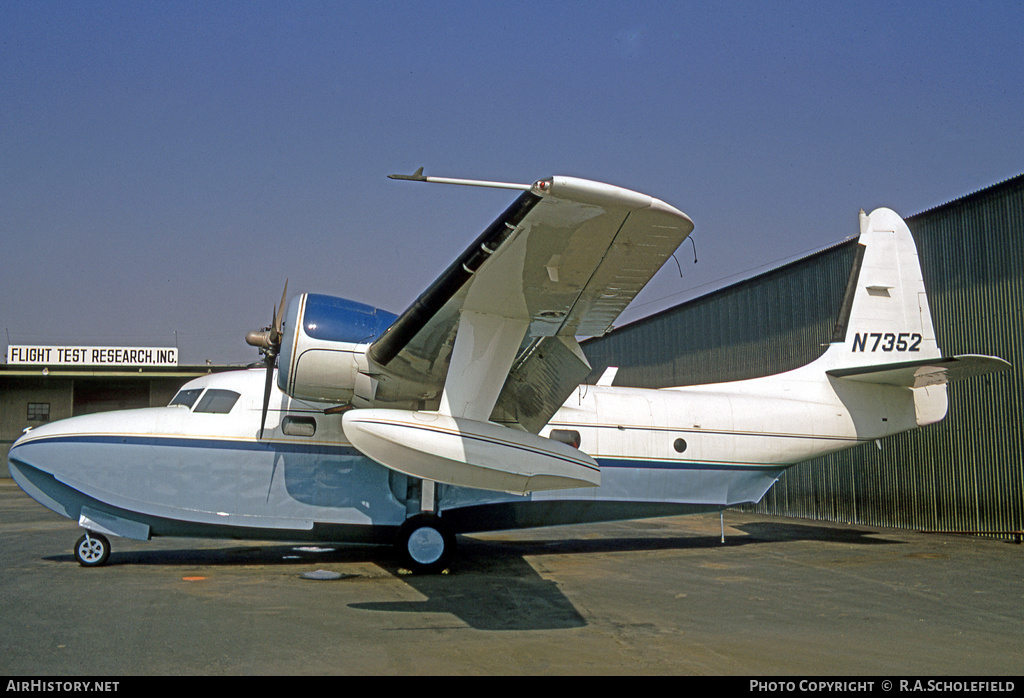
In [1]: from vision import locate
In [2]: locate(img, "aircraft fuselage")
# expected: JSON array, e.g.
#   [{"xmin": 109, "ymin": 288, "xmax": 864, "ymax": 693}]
[{"xmin": 8, "ymin": 345, "xmax": 933, "ymax": 547}]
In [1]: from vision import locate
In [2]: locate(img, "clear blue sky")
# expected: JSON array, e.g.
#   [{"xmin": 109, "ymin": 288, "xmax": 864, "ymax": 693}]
[{"xmin": 3, "ymin": 1, "xmax": 1022, "ymax": 364}]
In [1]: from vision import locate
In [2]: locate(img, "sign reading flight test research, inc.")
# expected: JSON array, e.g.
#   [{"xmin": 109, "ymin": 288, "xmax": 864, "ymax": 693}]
[{"xmin": 7, "ymin": 345, "xmax": 178, "ymax": 367}]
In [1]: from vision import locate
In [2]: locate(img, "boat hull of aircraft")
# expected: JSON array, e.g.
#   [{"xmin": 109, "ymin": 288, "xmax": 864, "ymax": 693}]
[{"xmin": 8, "ymin": 368, "xmax": 786, "ymax": 545}]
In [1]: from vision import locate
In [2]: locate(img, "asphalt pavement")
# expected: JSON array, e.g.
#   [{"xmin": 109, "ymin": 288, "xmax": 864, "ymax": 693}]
[{"xmin": 1, "ymin": 481, "xmax": 1020, "ymax": 676}]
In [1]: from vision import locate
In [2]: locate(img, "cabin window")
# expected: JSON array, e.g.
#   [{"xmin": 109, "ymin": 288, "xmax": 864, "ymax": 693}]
[
  {"xmin": 549, "ymin": 429, "xmax": 582, "ymax": 449},
  {"xmin": 194, "ymin": 389, "xmax": 240, "ymax": 414},
  {"xmin": 281, "ymin": 416, "xmax": 316, "ymax": 437},
  {"xmin": 27, "ymin": 403, "xmax": 50, "ymax": 422},
  {"xmin": 673, "ymin": 438, "xmax": 687, "ymax": 453},
  {"xmin": 169, "ymin": 388, "xmax": 203, "ymax": 408}
]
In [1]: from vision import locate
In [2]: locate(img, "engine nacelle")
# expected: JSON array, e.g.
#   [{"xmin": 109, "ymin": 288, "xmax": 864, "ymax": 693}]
[{"xmin": 277, "ymin": 293, "xmax": 397, "ymax": 403}]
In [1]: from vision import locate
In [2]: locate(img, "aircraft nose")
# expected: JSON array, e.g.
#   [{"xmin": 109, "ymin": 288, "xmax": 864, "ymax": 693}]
[
  {"xmin": 8, "ymin": 410, "xmax": 155, "ymax": 522},
  {"xmin": 7, "ymin": 421, "xmax": 84, "ymax": 520},
  {"xmin": 9, "ymin": 421, "xmax": 63, "ymax": 473},
  {"xmin": 8, "ymin": 410, "xmax": 131, "ymax": 486}
]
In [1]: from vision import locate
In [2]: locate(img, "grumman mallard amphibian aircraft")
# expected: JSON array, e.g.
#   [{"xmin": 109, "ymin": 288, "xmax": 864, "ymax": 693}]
[{"xmin": 9, "ymin": 172, "xmax": 1010, "ymax": 573}]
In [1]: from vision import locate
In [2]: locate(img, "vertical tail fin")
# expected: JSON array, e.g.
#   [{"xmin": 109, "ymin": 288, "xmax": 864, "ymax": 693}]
[
  {"xmin": 822, "ymin": 208, "xmax": 941, "ymax": 370},
  {"xmin": 819, "ymin": 208, "xmax": 1009, "ymax": 429}
]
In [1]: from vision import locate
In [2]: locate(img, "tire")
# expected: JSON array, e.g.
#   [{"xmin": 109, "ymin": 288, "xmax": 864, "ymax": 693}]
[
  {"xmin": 396, "ymin": 514, "xmax": 455, "ymax": 574},
  {"xmin": 74, "ymin": 532, "xmax": 111, "ymax": 567}
]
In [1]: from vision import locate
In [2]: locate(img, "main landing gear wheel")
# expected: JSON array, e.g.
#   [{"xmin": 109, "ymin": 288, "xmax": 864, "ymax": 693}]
[
  {"xmin": 396, "ymin": 514, "xmax": 456, "ymax": 575},
  {"xmin": 74, "ymin": 532, "xmax": 111, "ymax": 567}
]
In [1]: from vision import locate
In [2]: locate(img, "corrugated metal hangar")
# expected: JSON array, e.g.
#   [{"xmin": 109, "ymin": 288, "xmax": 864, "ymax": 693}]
[{"xmin": 583, "ymin": 173, "xmax": 1023, "ymax": 537}]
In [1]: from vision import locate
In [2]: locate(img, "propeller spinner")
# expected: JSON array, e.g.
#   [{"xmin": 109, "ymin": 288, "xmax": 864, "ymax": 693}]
[{"xmin": 245, "ymin": 281, "xmax": 288, "ymax": 439}]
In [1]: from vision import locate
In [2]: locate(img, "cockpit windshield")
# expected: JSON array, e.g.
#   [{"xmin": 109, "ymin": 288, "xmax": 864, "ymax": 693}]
[
  {"xmin": 169, "ymin": 388, "xmax": 203, "ymax": 408},
  {"xmin": 194, "ymin": 389, "xmax": 240, "ymax": 414},
  {"xmin": 168, "ymin": 388, "xmax": 240, "ymax": 414}
]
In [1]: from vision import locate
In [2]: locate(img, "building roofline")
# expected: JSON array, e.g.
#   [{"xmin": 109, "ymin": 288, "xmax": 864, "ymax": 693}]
[
  {"xmin": 595, "ymin": 172, "xmax": 1024, "ymax": 340},
  {"xmin": 0, "ymin": 363, "xmax": 250, "ymax": 380},
  {"xmin": 911, "ymin": 172, "xmax": 1024, "ymax": 218}
]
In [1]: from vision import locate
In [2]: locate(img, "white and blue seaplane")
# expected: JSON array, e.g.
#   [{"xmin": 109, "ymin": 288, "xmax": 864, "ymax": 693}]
[{"xmin": 9, "ymin": 172, "xmax": 1009, "ymax": 573}]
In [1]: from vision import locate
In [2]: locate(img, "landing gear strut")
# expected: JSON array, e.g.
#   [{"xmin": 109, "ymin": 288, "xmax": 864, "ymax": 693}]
[
  {"xmin": 74, "ymin": 532, "xmax": 111, "ymax": 567},
  {"xmin": 396, "ymin": 514, "xmax": 455, "ymax": 574}
]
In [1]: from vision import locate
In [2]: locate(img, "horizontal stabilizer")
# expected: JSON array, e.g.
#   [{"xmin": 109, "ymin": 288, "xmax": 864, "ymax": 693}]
[{"xmin": 827, "ymin": 354, "xmax": 1010, "ymax": 388}]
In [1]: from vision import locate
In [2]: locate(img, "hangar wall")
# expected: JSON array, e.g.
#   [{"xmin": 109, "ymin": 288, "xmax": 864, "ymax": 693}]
[{"xmin": 583, "ymin": 174, "xmax": 1023, "ymax": 536}]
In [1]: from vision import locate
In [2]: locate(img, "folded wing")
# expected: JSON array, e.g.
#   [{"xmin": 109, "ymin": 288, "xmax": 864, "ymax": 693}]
[{"xmin": 355, "ymin": 176, "xmax": 694, "ymax": 433}]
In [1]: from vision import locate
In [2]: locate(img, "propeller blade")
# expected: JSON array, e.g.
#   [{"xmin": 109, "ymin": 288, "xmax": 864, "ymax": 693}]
[
  {"xmin": 271, "ymin": 280, "xmax": 289, "ymax": 344},
  {"xmin": 252, "ymin": 279, "xmax": 289, "ymax": 440},
  {"xmin": 259, "ymin": 355, "xmax": 275, "ymax": 439}
]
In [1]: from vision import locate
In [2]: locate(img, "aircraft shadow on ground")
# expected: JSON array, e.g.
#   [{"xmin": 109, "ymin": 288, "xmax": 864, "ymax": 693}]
[
  {"xmin": 44, "ymin": 542, "xmax": 385, "ymax": 568},
  {"xmin": 354, "ymin": 535, "xmax": 735, "ymax": 631},
  {"xmin": 350, "ymin": 549, "xmax": 588, "ymax": 631},
  {"xmin": 40, "ymin": 521, "xmax": 900, "ymax": 631},
  {"xmin": 729, "ymin": 521, "xmax": 902, "ymax": 545},
  {"xmin": 43, "ymin": 540, "xmax": 587, "ymax": 631},
  {"xmin": 341, "ymin": 534, "xmax": 738, "ymax": 630},
  {"xmin": 348, "ymin": 523, "xmax": 902, "ymax": 631}
]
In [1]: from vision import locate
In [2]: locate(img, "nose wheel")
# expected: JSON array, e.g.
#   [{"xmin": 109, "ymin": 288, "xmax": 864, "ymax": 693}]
[
  {"xmin": 74, "ymin": 532, "xmax": 111, "ymax": 567},
  {"xmin": 396, "ymin": 514, "xmax": 455, "ymax": 574}
]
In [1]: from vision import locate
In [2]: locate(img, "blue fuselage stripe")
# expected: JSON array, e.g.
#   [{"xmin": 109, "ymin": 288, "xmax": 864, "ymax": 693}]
[
  {"xmin": 596, "ymin": 458, "xmax": 782, "ymax": 472},
  {"xmin": 17, "ymin": 434, "xmax": 360, "ymax": 457},
  {"xmin": 17, "ymin": 434, "xmax": 781, "ymax": 472}
]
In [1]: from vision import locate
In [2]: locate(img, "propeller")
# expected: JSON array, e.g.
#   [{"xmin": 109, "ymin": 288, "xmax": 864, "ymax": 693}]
[{"xmin": 245, "ymin": 280, "xmax": 288, "ymax": 439}]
